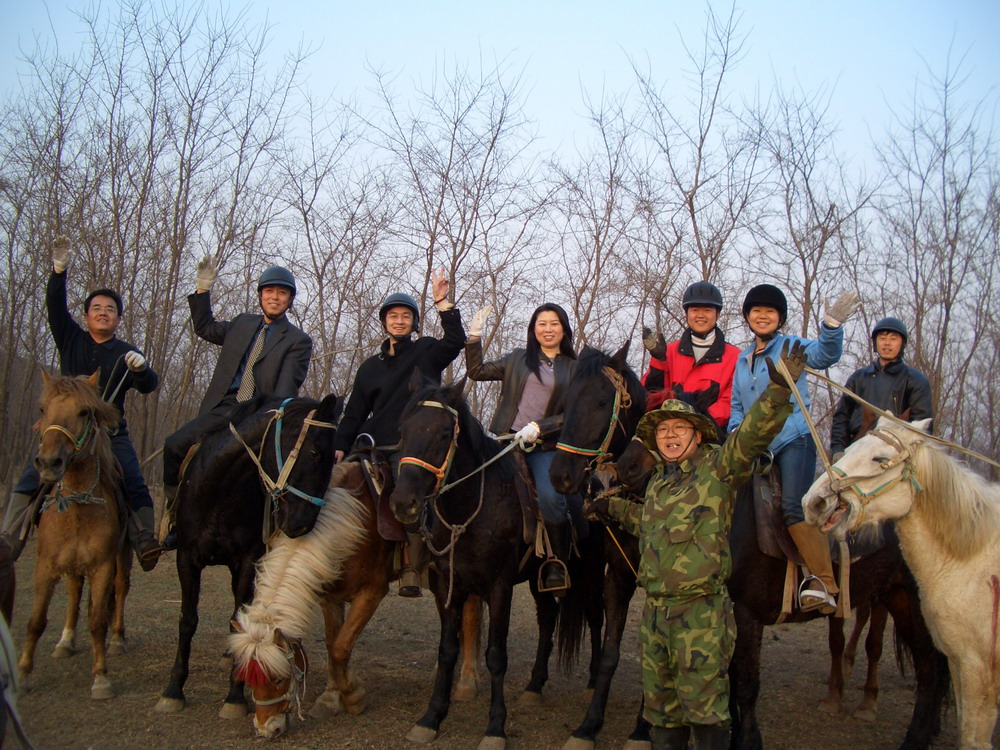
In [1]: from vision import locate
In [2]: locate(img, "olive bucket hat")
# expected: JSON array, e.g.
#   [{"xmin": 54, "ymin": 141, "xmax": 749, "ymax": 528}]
[{"xmin": 635, "ymin": 399, "xmax": 718, "ymax": 452}]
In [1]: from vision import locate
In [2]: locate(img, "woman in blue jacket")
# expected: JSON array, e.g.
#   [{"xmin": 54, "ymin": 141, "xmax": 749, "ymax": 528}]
[{"xmin": 729, "ymin": 284, "xmax": 859, "ymax": 614}]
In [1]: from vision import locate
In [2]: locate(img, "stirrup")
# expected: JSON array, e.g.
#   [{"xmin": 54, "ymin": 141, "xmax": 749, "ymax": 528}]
[
  {"xmin": 398, "ymin": 567, "xmax": 422, "ymax": 598},
  {"xmin": 798, "ymin": 575, "xmax": 836, "ymax": 613},
  {"xmin": 537, "ymin": 558, "xmax": 570, "ymax": 594}
]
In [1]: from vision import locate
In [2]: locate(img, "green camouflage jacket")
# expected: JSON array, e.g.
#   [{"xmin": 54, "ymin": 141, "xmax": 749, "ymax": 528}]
[{"xmin": 607, "ymin": 382, "xmax": 792, "ymax": 605}]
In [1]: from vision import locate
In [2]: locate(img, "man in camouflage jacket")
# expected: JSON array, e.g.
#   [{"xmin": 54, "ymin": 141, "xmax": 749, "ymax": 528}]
[{"xmin": 598, "ymin": 341, "xmax": 805, "ymax": 750}]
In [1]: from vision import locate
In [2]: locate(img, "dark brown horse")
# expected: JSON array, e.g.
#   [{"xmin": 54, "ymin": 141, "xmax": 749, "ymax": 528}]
[
  {"xmin": 553, "ymin": 346, "xmax": 949, "ymax": 750},
  {"xmin": 19, "ymin": 371, "xmax": 131, "ymax": 701},
  {"xmin": 229, "ymin": 458, "xmax": 482, "ymax": 739}
]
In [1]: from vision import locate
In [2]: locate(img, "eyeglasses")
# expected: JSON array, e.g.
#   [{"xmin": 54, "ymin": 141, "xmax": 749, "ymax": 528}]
[
  {"xmin": 89, "ymin": 305, "xmax": 118, "ymax": 315},
  {"xmin": 655, "ymin": 424, "xmax": 694, "ymax": 438}
]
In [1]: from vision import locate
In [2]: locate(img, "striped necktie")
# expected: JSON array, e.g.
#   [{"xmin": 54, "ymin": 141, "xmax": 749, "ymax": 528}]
[{"xmin": 236, "ymin": 325, "xmax": 268, "ymax": 402}]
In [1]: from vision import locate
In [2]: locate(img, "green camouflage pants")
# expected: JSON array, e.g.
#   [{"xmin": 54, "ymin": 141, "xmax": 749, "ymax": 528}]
[{"xmin": 640, "ymin": 592, "xmax": 735, "ymax": 728}]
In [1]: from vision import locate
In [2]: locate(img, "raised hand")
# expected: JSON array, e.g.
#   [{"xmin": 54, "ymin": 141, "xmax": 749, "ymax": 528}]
[
  {"xmin": 195, "ymin": 255, "xmax": 218, "ymax": 292},
  {"xmin": 51, "ymin": 235, "xmax": 71, "ymax": 273},
  {"xmin": 642, "ymin": 326, "xmax": 667, "ymax": 360}
]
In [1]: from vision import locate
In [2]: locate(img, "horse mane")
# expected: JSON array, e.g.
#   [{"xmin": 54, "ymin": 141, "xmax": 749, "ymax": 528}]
[
  {"xmin": 911, "ymin": 437, "xmax": 1000, "ymax": 560},
  {"xmin": 41, "ymin": 374, "xmax": 120, "ymax": 481},
  {"xmin": 229, "ymin": 484, "xmax": 370, "ymax": 679}
]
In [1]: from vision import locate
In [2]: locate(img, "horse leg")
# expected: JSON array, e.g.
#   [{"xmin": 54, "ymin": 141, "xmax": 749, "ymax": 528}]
[
  {"xmin": 328, "ymin": 586, "xmax": 389, "ymax": 715},
  {"xmin": 18, "ymin": 562, "xmax": 60, "ymax": 690},
  {"xmin": 406, "ymin": 595, "xmax": 466, "ymax": 744},
  {"xmin": 521, "ymin": 580, "xmax": 556, "ymax": 704},
  {"xmin": 844, "ymin": 598, "xmax": 872, "ymax": 677},
  {"xmin": 853, "ymin": 601, "xmax": 888, "ymax": 721},
  {"xmin": 155, "ymin": 552, "xmax": 201, "ymax": 713},
  {"xmin": 87, "ymin": 562, "xmax": 116, "ymax": 700},
  {"xmin": 480, "ymin": 584, "xmax": 515, "ymax": 748},
  {"xmin": 310, "ymin": 599, "xmax": 346, "ymax": 719},
  {"xmin": 219, "ymin": 555, "xmax": 256, "ymax": 719},
  {"xmin": 454, "ymin": 595, "xmax": 482, "ymax": 702},
  {"xmin": 955, "ymin": 659, "xmax": 997, "ymax": 750},
  {"xmin": 107, "ymin": 548, "xmax": 132, "ymax": 656},
  {"xmin": 729, "ymin": 603, "xmax": 764, "ymax": 750},
  {"xmin": 52, "ymin": 573, "xmax": 83, "ymax": 659},
  {"xmin": 820, "ymin": 615, "xmax": 845, "ymax": 713}
]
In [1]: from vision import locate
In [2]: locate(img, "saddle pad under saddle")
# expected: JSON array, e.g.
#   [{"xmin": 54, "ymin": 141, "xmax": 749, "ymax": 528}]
[
  {"xmin": 510, "ymin": 450, "xmax": 540, "ymax": 546},
  {"xmin": 357, "ymin": 454, "xmax": 406, "ymax": 543},
  {"xmin": 752, "ymin": 468, "xmax": 805, "ymax": 565}
]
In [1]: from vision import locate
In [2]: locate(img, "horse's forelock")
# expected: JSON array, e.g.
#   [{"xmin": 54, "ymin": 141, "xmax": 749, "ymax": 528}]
[
  {"xmin": 236, "ymin": 658, "xmax": 274, "ymax": 688},
  {"xmin": 42, "ymin": 375, "xmax": 117, "ymax": 426}
]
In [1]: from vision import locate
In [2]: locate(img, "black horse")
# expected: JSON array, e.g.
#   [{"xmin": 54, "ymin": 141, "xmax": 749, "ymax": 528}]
[
  {"xmin": 390, "ymin": 377, "xmax": 604, "ymax": 748},
  {"xmin": 154, "ymin": 393, "xmax": 340, "ymax": 717},
  {"xmin": 554, "ymin": 346, "xmax": 949, "ymax": 750}
]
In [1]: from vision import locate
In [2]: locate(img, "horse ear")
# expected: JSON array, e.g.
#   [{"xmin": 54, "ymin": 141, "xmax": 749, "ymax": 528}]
[
  {"xmin": 40, "ymin": 367, "xmax": 52, "ymax": 386},
  {"xmin": 409, "ymin": 369, "xmax": 433, "ymax": 394},
  {"xmin": 230, "ymin": 619, "xmax": 244, "ymax": 633},
  {"xmin": 444, "ymin": 378, "xmax": 467, "ymax": 405},
  {"xmin": 86, "ymin": 370, "xmax": 100, "ymax": 389},
  {"xmin": 909, "ymin": 418, "xmax": 933, "ymax": 435},
  {"xmin": 317, "ymin": 393, "xmax": 342, "ymax": 423},
  {"xmin": 610, "ymin": 341, "xmax": 631, "ymax": 369},
  {"xmin": 273, "ymin": 627, "xmax": 287, "ymax": 646}
]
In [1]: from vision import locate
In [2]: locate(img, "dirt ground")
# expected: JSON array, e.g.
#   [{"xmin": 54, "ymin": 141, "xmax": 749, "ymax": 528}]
[{"xmin": 7, "ymin": 540, "xmax": 975, "ymax": 750}]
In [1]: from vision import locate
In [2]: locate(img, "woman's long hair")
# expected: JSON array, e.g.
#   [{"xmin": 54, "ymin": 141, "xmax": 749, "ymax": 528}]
[{"xmin": 524, "ymin": 303, "xmax": 576, "ymax": 379}]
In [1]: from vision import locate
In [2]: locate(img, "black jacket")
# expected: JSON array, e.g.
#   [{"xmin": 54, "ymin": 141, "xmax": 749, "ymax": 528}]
[
  {"xmin": 47, "ymin": 271, "xmax": 158, "ymax": 431},
  {"xmin": 334, "ymin": 309, "xmax": 465, "ymax": 453},
  {"xmin": 465, "ymin": 339, "xmax": 576, "ymax": 447},
  {"xmin": 189, "ymin": 291, "xmax": 312, "ymax": 415},
  {"xmin": 830, "ymin": 358, "xmax": 933, "ymax": 455}
]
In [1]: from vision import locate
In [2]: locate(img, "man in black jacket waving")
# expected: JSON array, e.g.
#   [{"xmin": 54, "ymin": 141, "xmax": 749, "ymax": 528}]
[
  {"xmin": 161, "ymin": 257, "xmax": 312, "ymax": 548},
  {"xmin": 2, "ymin": 236, "xmax": 162, "ymax": 569},
  {"xmin": 334, "ymin": 269, "xmax": 465, "ymax": 596},
  {"xmin": 830, "ymin": 316, "xmax": 933, "ymax": 458}
]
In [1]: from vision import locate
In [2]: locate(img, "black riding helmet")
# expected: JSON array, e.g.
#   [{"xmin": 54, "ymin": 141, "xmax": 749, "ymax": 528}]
[
  {"xmin": 379, "ymin": 292, "xmax": 420, "ymax": 333},
  {"xmin": 257, "ymin": 266, "xmax": 297, "ymax": 297},
  {"xmin": 742, "ymin": 284, "xmax": 787, "ymax": 327},
  {"xmin": 682, "ymin": 281, "xmax": 723, "ymax": 311},
  {"xmin": 871, "ymin": 316, "xmax": 908, "ymax": 358}
]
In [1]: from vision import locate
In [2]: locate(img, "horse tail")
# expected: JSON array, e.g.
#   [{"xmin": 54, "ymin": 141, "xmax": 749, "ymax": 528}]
[
  {"xmin": 555, "ymin": 578, "xmax": 587, "ymax": 669},
  {"xmin": 557, "ymin": 527, "xmax": 606, "ymax": 669}
]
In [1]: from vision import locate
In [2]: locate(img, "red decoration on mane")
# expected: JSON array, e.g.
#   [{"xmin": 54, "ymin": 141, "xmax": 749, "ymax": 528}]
[{"xmin": 236, "ymin": 658, "xmax": 272, "ymax": 688}]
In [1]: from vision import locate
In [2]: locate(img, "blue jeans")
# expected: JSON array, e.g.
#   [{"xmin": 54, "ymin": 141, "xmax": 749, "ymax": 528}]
[
  {"xmin": 525, "ymin": 450, "xmax": 586, "ymax": 537},
  {"xmin": 774, "ymin": 435, "xmax": 817, "ymax": 526}
]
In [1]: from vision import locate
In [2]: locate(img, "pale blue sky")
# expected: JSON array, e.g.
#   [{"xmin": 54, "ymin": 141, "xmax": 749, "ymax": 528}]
[{"xmin": 3, "ymin": 1, "xmax": 998, "ymax": 166}]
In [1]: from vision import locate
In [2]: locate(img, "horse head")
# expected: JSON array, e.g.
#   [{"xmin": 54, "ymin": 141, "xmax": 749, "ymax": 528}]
[
  {"xmin": 269, "ymin": 393, "xmax": 341, "ymax": 538},
  {"xmin": 550, "ymin": 343, "xmax": 645, "ymax": 494},
  {"xmin": 803, "ymin": 417, "xmax": 932, "ymax": 538},
  {"xmin": 35, "ymin": 370, "xmax": 118, "ymax": 484},
  {"xmin": 616, "ymin": 436, "xmax": 658, "ymax": 493},
  {"xmin": 391, "ymin": 374, "xmax": 465, "ymax": 526},
  {"xmin": 230, "ymin": 618, "xmax": 308, "ymax": 739}
]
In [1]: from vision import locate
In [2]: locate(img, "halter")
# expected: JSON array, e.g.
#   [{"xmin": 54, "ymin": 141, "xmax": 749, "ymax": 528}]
[
  {"xmin": 555, "ymin": 366, "xmax": 632, "ymax": 466},
  {"xmin": 37, "ymin": 413, "xmax": 106, "ymax": 511},
  {"xmin": 39, "ymin": 415, "xmax": 96, "ymax": 455},
  {"xmin": 829, "ymin": 428, "xmax": 925, "ymax": 532},
  {"xmin": 398, "ymin": 400, "xmax": 461, "ymax": 495},
  {"xmin": 251, "ymin": 637, "xmax": 308, "ymax": 720}
]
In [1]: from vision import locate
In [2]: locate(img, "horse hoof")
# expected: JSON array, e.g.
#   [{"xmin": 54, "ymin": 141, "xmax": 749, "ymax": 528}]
[
  {"xmin": 108, "ymin": 637, "xmax": 128, "ymax": 656},
  {"xmin": 91, "ymin": 677, "xmax": 114, "ymax": 700},
  {"xmin": 51, "ymin": 645, "xmax": 76, "ymax": 659},
  {"xmin": 219, "ymin": 701, "xmax": 247, "ymax": 719},
  {"xmin": 818, "ymin": 697, "xmax": 841, "ymax": 714},
  {"xmin": 622, "ymin": 741, "xmax": 652, "ymax": 750},
  {"xmin": 18, "ymin": 673, "xmax": 32, "ymax": 694},
  {"xmin": 853, "ymin": 705, "xmax": 877, "ymax": 722},
  {"xmin": 154, "ymin": 696, "xmax": 185, "ymax": 713},
  {"xmin": 218, "ymin": 654, "xmax": 234, "ymax": 671},
  {"xmin": 562, "ymin": 737, "xmax": 595, "ymax": 750},
  {"xmin": 477, "ymin": 736, "xmax": 506, "ymax": 750},
  {"xmin": 342, "ymin": 687, "xmax": 367, "ymax": 715},
  {"xmin": 518, "ymin": 690, "xmax": 542, "ymax": 707},
  {"xmin": 309, "ymin": 691, "xmax": 343, "ymax": 719},
  {"xmin": 452, "ymin": 679, "xmax": 477, "ymax": 702},
  {"xmin": 405, "ymin": 724, "xmax": 438, "ymax": 744}
]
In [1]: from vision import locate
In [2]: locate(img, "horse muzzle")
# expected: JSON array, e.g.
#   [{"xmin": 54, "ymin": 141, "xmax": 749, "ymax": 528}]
[
  {"xmin": 803, "ymin": 490, "xmax": 852, "ymax": 539},
  {"xmin": 35, "ymin": 450, "xmax": 68, "ymax": 484},
  {"xmin": 253, "ymin": 710, "xmax": 289, "ymax": 740}
]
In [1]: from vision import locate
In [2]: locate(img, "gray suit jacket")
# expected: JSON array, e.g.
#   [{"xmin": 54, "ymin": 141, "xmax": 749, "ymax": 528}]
[{"xmin": 189, "ymin": 291, "xmax": 313, "ymax": 415}]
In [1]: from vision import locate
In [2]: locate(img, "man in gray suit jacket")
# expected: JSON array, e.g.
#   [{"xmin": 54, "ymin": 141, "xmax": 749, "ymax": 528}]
[{"xmin": 160, "ymin": 257, "xmax": 312, "ymax": 548}]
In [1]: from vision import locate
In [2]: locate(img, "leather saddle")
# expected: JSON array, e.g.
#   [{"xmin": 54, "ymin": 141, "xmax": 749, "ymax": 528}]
[{"xmin": 353, "ymin": 449, "xmax": 406, "ymax": 543}]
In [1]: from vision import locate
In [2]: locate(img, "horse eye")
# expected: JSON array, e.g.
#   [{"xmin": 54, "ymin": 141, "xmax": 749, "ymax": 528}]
[
  {"xmin": 78, "ymin": 409, "xmax": 89, "ymax": 417},
  {"xmin": 872, "ymin": 456, "xmax": 890, "ymax": 465}
]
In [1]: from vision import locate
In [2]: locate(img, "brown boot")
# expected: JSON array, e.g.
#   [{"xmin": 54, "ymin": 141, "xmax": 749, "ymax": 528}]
[
  {"xmin": 0, "ymin": 492, "xmax": 35, "ymax": 561},
  {"xmin": 788, "ymin": 521, "xmax": 838, "ymax": 614},
  {"xmin": 128, "ymin": 506, "xmax": 163, "ymax": 572}
]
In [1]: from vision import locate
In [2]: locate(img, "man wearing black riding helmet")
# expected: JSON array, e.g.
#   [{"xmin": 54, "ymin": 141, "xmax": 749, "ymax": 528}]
[
  {"xmin": 641, "ymin": 281, "xmax": 740, "ymax": 436},
  {"xmin": 2, "ymin": 236, "xmax": 162, "ymax": 569},
  {"xmin": 334, "ymin": 268, "xmax": 465, "ymax": 597},
  {"xmin": 830, "ymin": 316, "xmax": 933, "ymax": 459},
  {"xmin": 160, "ymin": 257, "xmax": 312, "ymax": 549}
]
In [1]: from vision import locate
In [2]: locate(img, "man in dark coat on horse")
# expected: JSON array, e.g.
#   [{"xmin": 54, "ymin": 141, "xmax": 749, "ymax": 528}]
[
  {"xmin": 830, "ymin": 316, "xmax": 933, "ymax": 458},
  {"xmin": 2, "ymin": 236, "xmax": 162, "ymax": 570},
  {"xmin": 160, "ymin": 256, "xmax": 312, "ymax": 548},
  {"xmin": 333, "ymin": 269, "xmax": 465, "ymax": 596}
]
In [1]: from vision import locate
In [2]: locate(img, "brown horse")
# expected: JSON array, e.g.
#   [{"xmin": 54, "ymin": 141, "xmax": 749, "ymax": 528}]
[
  {"xmin": 229, "ymin": 459, "xmax": 481, "ymax": 739},
  {"xmin": 19, "ymin": 371, "xmax": 131, "ymax": 700}
]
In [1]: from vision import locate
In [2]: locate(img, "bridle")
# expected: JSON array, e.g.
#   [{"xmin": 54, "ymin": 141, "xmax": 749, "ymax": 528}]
[
  {"xmin": 38, "ymin": 411, "xmax": 107, "ymax": 512},
  {"xmin": 398, "ymin": 400, "xmax": 461, "ymax": 496},
  {"xmin": 556, "ymin": 366, "xmax": 633, "ymax": 470},
  {"xmin": 828, "ymin": 427, "xmax": 924, "ymax": 531},
  {"xmin": 250, "ymin": 637, "xmax": 308, "ymax": 720},
  {"xmin": 39, "ymin": 413, "xmax": 96, "ymax": 458}
]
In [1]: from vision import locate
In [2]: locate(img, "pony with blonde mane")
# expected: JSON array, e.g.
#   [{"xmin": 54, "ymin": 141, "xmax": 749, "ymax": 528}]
[
  {"xmin": 804, "ymin": 417, "xmax": 1000, "ymax": 750},
  {"xmin": 19, "ymin": 371, "xmax": 131, "ymax": 700},
  {"xmin": 229, "ymin": 459, "xmax": 482, "ymax": 739}
]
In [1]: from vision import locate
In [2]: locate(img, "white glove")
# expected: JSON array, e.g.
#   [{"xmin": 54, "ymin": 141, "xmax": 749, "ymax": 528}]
[
  {"xmin": 195, "ymin": 255, "xmax": 218, "ymax": 292},
  {"xmin": 124, "ymin": 351, "xmax": 147, "ymax": 372},
  {"xmin": 824, "ymin": 291, "xmax": 861, "ymax": 328},
  {"xmin": 51, "ymin": 235, "xmax": 71, "ymax": 273},
  {"xmin": 469, "ymin": 305, "xmax": 493, "ymax": 338},
  {"xmin": 514, "ymin": 421, "xmax": 541, "ymax": 445}
]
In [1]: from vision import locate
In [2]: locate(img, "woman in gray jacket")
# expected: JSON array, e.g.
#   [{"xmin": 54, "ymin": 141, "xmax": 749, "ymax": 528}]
[{"xmin": 465, "ymin": 303, "xmax": 578, "ymax": 593}]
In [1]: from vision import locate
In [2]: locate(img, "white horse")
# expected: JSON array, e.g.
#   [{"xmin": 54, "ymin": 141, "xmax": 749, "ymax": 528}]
[{"xmin": 802, "ymin": 417, "xmax": 1000, "ymax": 750}]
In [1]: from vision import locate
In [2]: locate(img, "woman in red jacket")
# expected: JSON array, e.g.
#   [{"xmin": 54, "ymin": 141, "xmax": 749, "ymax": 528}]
[{"xmin": 641, "ymin": 281, "xmax": 740, "ymax": 437}]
